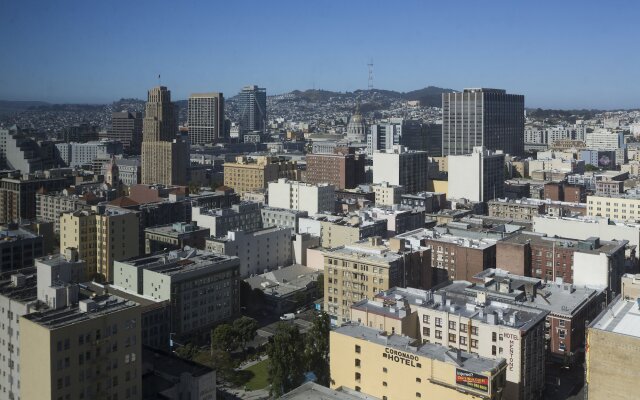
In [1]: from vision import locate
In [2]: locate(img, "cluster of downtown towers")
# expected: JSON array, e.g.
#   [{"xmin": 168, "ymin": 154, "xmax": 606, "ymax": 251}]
[{"xmin": 140, "ymin": 86, "xmax": 524, "ymax": 187}]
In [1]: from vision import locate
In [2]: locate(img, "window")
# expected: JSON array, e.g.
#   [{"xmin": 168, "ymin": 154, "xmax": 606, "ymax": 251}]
[
  {"xmin": 459, "ymin": 336, "xmax": 467, "ymax": 345},
  {"xmin": 559, "ymin": 320, "xmax": 566, "ymax": 328},
  {"xmin": 471, "ymin": 326, "xmax": 478, "ymax": 335},
  {"xmin": 435, "ymin": 330, "xmax": 442, "ymax": 339},
  {"xmin": 355, "ymin": 386, "xmax": 361, "ymax": 392},
  {"xmin": 423, "ymin": 327, "xmax": 430, "ymax": 337},
  {"xmin": 449, "ymin": 321, "xmax": 456, "ymax": 330},
  {"xmin": 355, "ymin": 359, "xmax": 361, "ymax": 367},
  {"xmin": 416, "ymin": 393, "xmax": 422, "ymax": 398},
  {"xmin": 492, "ymin": 332, "xmax": 497, "ymax": 342},
  {"xmin": 383, "ymin": 367, "xmax": 387, "ymax": 373},
  {"xmin": 448, "ymin": 333, "xmax": 456, "ymax": 343},
  {"xmin": 355, "ymin": 345, "xmax": 361, "ymax": 353},
  {"xmin": 435, "ymin": 317, "xmax": 442, "ymax": 327},
  {"xmin": 492, "ymin": 345, "xmax": 497, "ymax": 356},
  {"xmin": 416, "ymin": 377, "xmax": 421, "ymax": 383},
  {"xmin": 355, "ymin": 372, "xmax": 361, "ymax": 382},
  {"xmin": 460, "ymin": 324, "xmax": 467, "ymax": 333},
  {"xmin": 383, "ymin": 381, "xmax": 387, "ymax": 387},
  {"xmin": 422, "ymin": 315, "xmax": 430, "ymax": 324},
  {"xmin": 471, "ymin": 339, "xmax": 478, "ymax": 349}
]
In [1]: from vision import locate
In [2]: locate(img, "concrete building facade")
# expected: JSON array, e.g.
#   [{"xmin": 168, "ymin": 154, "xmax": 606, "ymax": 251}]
[
  {"xmin": 268, "ymin": 178, "xmax": 335, "ymax": 215},
  {"xmin": 448, "ymin": 146, "xmax": 505, "ymax": 202},
  {"xmin": 372, "ymin": 146, "xmax": 429, "ymax": 194}
]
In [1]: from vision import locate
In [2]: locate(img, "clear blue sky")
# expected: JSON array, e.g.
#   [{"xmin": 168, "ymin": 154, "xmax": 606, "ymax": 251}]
[{"xmin": 1, "ymin": 0, "xmax": 638, "ymax": 108}]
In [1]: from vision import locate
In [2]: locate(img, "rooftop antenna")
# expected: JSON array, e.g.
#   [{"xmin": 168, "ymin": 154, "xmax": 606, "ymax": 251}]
[
  {"xmin": 158, "ymin": 74, "xmax": 161, "ymax": 86},
  {"xmin": 367, "ymin": 59, "xmax": 374, "ymax": 91}
]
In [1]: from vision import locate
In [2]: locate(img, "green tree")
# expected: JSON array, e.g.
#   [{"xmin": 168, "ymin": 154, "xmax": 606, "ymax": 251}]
[
  {"xmin": 267, "ymin": 323, "xmax": 305, "ymax": 397},
  {"xmin": 233, "ymin": 316, "xmax": 258, "ymax": 353},
  {"xmin": 211, "ymin": 323, "xmax": 237, "ymax": 353},
  {"xmin": 174, "ymin": 343, "xmax": 199, "ymax": 360},
  {"xmin": 585, "ymin": 164, "xmax": 599, "ymax": 172},
  {"xmin": 304, "ymin": 312, "xmax": 331, "ymax": 386}
]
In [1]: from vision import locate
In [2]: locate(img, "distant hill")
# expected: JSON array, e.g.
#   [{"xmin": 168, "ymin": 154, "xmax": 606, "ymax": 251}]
[
  {"xmin": 402, "ymin": 86, "xmax": 458, "ymax": 107},
  {"xmin": 268, "ymin": 86, "xmax": 456, "ymax": 107},
  {"xmin": 0, "ymin": 100, "xmax": 49, "ymax": 116}
]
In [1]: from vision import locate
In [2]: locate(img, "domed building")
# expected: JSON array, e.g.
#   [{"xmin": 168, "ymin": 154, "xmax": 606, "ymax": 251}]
[{"xmin": 346, "ymin": 104, "xmax": 367, "ymax": 142}]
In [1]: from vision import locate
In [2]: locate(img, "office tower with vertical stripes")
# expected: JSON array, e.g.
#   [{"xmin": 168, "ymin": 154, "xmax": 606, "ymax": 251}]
[
  {"xmin": 442, "ymin": 88, "xmax": 524, "ymax": 156},
  {"xmin": 237, "ymin": 85, "xmax": 267, "ymax": 138},
  {"xmin": 188, "ymin": 92, "xmax": 225, "ymax": 145}
]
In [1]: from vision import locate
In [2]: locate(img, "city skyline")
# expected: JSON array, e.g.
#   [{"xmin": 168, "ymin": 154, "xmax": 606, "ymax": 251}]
[{"xmin": 1, "ymin": 1, "xmax": 639, "ymax": 109}]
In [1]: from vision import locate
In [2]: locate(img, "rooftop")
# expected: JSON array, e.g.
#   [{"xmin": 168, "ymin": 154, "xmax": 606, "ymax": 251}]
[
  {"xmin": 500, "ymin": 231, "xmax": 626, "ymax": 255},
  {"xmin": 23, "ymin": 294, "xmax": 138, "ymax": 330},
  {"xmin": 0, "ymin": 225, "xmax": 39, "ymax": 241},
  {"xmin": 121, "ymin": 248, "xmax": 238, "ymax": 277},
  {"xmin": 323, "ymin": 237, "xmax": 407, "ymax": 264},
  {"xmin": 281, "ymin": 382, "xmax": 380, "ymax": 400},
  {"xmin": 590, "ymin": 296, "xmax": 640, "ymax": 338},
  {"xmin": 395, "ymin": 228, "xmax": 497, "ymax": 250},
  {"xmin": 245, "ymin": 264, "xmax": 321, "ymax": 298},
  {"xmin": 144, "ymin": 222, "xmax": 209, "ymax": 237},
  {"xmin": 335, "ymin": 324, "xmax": 505, "ymax": 374}
]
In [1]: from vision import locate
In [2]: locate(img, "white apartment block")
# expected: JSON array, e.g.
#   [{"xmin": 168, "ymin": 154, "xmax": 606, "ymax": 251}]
[
  {"xmin": 372, "ymin": 146, "xmax": 429, "ymax": 194},
  {"xmin": 55, "ymin": 140, "xmax": 123, "ymax": 168},
  {"xmin": 206, "ymin": 227, "xmax": 292, "ymax": 277},
  {"xmin": 448, "ymin": 146, "xmax": 505, "ymax": 202},
  {"xmin": 268, "ymin": 178, "xmax": 335, "ymax": 215},
  {"xmin": 585, "ymin": 129, "xmax": 625, "ymax": 150}
]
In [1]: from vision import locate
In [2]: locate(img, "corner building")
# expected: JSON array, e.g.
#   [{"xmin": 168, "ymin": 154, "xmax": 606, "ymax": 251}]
[{"xmin": 330, "ymin": 324, "xmax": 507, "ymax": 400}]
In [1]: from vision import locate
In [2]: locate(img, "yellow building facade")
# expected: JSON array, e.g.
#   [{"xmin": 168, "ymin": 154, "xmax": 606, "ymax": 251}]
[
  {"xmin": 587, "ymin": 195, "xmax": 640, "ymax": 222},
  {"xmin": 330, "ymin": 324, "xmax": 507, "ymax": 400},
  {"xmin": 223, "ymin": 155, "xmax": 299, "ymax": 194},
  {"xmin": 60, "ymin": 207, "xmax": 140, "ymax": 282}
]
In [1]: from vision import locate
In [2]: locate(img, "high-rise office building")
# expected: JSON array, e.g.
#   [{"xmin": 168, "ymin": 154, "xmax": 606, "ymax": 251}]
[
  {"xmin": 100, "ymin": 111, "xmax": 143, "ymax": 153},
  {"xmin": 372, "ymin": 146, "xmax": 430, "ymax": 194},
  {"xmin": 188, "ymin": 92, "xmax": 225, "ymax": 145},
  {"xmin": 238, "ymin": 85, "xmax": 267, "ymax": 137},
  {"xmin": 442, "ymin": 88, "xmax": 524, "ymax": 156},
  {"xmin": 141, "ymin": 86, "xmax": 189, "ymax": 186}
]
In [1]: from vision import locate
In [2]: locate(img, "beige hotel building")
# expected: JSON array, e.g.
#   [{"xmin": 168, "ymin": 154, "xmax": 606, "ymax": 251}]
[{"xmin": 330, "ymin": 324, "xmax": 507, "ymax": 400}]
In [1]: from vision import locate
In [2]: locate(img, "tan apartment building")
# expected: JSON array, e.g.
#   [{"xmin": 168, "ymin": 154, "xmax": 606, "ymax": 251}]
[
  {"xmin": 352, "ymin": 285, "xmax": 548, "ymax": 400},
  {"xmin": 20, "ymin": 295, "xmax": 142, "ymax": 400},
  {"xmin": 323, "ymin": 237, "xmax": 430, "ymax": 325},
  {"xmin": 372, "ymin": 182, "xmax": 405, "ymax": 206},
  {"xmin": 586, "ymin": 274, "xmax": 640, "ymax": 400},
  {"xmin": 587, "ymin": 194, "xmax": 640, "ymax": 222},
  {"xmin": 330, "ymin": 324, "xmax": 507, "ymax": 400},
  {"xmin": 298, "ymin": 214, "xmax": 387, "ymax": 249},
  {"xmin": 60, "ymin": 206, "xmax": 140, "ymax": 282},
  {"xmin": 223, "ymin": 155, "xmax": 299, "ymax": 194}
]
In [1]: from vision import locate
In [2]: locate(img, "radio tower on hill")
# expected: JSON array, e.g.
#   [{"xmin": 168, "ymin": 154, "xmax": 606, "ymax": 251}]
[{"xmin": 367, "ymin": 59, "xmax": 374, "ymax": 90}]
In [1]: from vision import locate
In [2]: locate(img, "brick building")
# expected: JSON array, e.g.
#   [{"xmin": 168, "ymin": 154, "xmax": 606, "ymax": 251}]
[{"xmin": 304, "ymin": 147, "xmax": 365, "ymax": 190}]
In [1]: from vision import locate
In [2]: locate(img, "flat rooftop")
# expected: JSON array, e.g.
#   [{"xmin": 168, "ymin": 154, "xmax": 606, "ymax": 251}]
[
  {"xmin": 144, "ymin": 223, "xmax": 209, "ymax": 237},
  {"xmin": 500, "ymin": 231, "xmax": 626, "ymax": 255},
  {"xmin": 335, "ymin": 324, "xmax": 505, "ymax": 374},
  {"xmin": 323, "ymin": 238, "xmax": 405, "ymax": 264},
  {"xmin": 281, "ymin": 382, "xmax": 380, "ymax": 400},
  {"xmin": 23, "ymin": 294, "xmax": 138, "ymax": 330},
  {"xmin": 395, "ymin": 228, "xmax": 497, "ymax": 250},
  {"xmin": 121, "ymin": 249, "xmax": 238, "ymax": 276},
  {"xmin": 0, "ymin": 268, "xmax": 38, "ymax": 304},
  {"xmin": 0, "ymin": 226, "xmax": 39, "ymax": 241},
  {"xmin": 590, "ymin": 296, "xmax": 640, "ymax": 337}
]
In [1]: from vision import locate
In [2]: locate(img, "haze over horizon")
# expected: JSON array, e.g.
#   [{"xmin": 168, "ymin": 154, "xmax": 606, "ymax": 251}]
[{"xmin": 1, "ymin": 0, "xmax": 639, "ymax": 109}]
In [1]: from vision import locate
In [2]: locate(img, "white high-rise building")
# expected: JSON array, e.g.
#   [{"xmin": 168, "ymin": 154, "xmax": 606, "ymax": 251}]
[
  {"xmin": 448, "ymin": 146, "xmax": 505, "ymax": 202},
  {"xmin": 188, "ymin": 92, "xmax": 225, "ymax": 145},
  {"xmin": 268, "ymin": 178, "xmax": 335, "ymax": 215},
  {"xmin": 372, "ymin": 146, "xmax": 429, "ymax": 194},
  {"xmin": 585, "ymin": 129, "xmax": 625, "ymax": 150}
]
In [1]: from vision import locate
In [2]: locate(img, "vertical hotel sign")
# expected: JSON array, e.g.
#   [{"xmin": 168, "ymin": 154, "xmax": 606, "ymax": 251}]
[{"xmin": 455, "ymin": 369, "xmax": 489, "ymax": 392}]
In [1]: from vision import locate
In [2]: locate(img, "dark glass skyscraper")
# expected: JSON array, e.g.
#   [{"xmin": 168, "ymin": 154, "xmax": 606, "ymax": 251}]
[
  {"xmin": 442, "ymin": 88, "xmax": 524, "ymax": 156},
  {"xmin": 237, "ymin": 85, "xmax": 267, "ymax": 137}
]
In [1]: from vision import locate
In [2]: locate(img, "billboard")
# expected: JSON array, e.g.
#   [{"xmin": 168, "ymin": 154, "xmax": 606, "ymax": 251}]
[{"xmin": 455, "ymin": 369, "xmax": 489, "ymax": 392}]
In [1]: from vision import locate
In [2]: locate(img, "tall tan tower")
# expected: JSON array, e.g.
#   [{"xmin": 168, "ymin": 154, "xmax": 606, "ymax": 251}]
[{"xmin": 141, "ymin": 86, "xmax": 189, "ymax": 185}]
